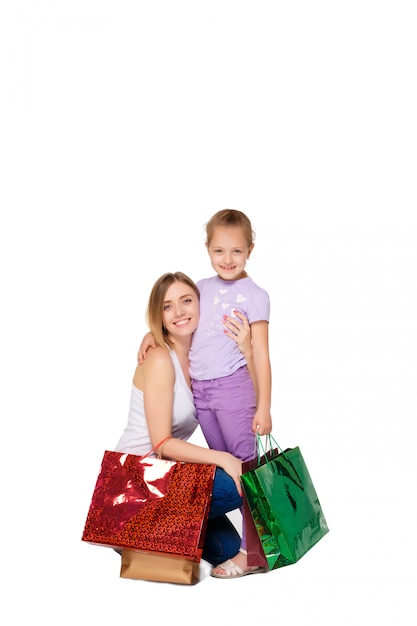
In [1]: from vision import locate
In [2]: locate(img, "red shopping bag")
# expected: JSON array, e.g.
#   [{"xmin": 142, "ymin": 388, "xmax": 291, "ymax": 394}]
[
  {"xmin": 82, "ymin": 448, "xmax": 215, "ymax": 562},
  {"xmin": 242, "ymin": 455, "xmax": 269, "ymax": 568}
]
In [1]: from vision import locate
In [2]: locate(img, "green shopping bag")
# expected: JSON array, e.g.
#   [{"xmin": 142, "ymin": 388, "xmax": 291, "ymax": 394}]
[{"xmin": 241, "ymin": 435, "xmax": 329, "ymax": 570}]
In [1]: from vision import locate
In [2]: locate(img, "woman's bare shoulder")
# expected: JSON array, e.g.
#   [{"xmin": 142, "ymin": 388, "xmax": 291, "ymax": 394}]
[
  {"xmin": 144, "ymin": 345, "xmax": 171, "ymax": 366},
  {"xmin": 138, "ymin": 346, "xmax": 172, "ymax": 373},
  {"xmin": 134, "ymin": 346, "xmax": 172, "ymax": 384}
]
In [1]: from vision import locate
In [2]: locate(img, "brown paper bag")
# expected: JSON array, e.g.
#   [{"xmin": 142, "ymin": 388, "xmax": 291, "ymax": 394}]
[{"xmin": 120, "ymin": 549, "xmax": 200, "ymax": 585}]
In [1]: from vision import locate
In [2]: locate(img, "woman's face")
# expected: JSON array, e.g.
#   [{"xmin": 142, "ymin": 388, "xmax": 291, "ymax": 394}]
[{"xmin": 162, "ymin": 281, "xmax": 200, "ymax": 339}]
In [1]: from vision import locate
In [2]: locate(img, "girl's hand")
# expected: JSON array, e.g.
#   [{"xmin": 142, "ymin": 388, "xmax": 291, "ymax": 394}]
[
  {"xmin": 252, "ymin": 410, "xmax": 273, "ymax": 435},
  {"xmin": 137, "ymin": 332, "xmax": 157, "ymax": 364},
  {"xmin": 222, "ymin": 310, "xmax": 252, "ymax": 359}
]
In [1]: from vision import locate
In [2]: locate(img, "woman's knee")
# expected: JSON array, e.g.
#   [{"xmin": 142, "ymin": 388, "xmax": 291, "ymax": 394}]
[{"xmin": 209, "ymin": 468, "xmax": 243, "ymax": 517}]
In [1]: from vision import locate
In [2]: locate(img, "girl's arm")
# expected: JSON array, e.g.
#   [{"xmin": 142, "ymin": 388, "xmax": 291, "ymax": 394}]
[
  {"xmin": 137, "ymin": 332, "xmax": 157, "ymax": 364},
  {"xmin": 250, "ymin": 320, "xmax": 273, "ymax": 435},
  {"xmin": 222, "ymin": 310, "xmax": 258, "ymax": 396}
]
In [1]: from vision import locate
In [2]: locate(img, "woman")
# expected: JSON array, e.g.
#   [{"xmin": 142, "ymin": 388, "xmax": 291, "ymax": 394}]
[{"xmin": 115, "ymin": 272, "xmax": 266, "ymax": 577}]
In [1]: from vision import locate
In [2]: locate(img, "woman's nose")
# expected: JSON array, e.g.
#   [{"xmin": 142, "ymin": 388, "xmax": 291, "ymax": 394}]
[{"xmin": 174, "ymin": 303, "xmax": 184, "ymax": 316}]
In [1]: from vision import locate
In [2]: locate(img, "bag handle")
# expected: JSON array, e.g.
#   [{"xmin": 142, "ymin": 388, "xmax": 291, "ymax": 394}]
[
  {"xmin": 256, "ymin": 435, "xmax": 302, "ymax": 485},
  {"xmin": 256, "ymin": 433, "xmax": 284, "ymax": 466},
  {"xmin": 157, "ymin": 437, "xmax": 173, "ymax": 459},
  {"xmin": 140, "ymin": 436, "xmax": 172, "ymax": 460}
]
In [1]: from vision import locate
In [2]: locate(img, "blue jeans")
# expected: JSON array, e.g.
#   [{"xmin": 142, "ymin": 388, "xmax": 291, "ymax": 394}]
[{"xmin": 202, "ymin": 468, "xmax": 243, "ymax": 566}]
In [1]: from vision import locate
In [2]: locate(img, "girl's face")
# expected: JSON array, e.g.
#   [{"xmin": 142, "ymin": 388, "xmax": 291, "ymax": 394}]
[
  {"xmin": 206, "ymin": 226, "xmax": 254, "ymax": 281},
  {"xmin": 162, "ymin": 281, "xmax": 200, "ymax": 340}
]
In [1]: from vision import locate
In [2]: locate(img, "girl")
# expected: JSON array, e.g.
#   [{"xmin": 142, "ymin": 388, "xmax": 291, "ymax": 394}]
[{"xmin": 138, "ymin": 210, "xmax": 273, "ymax": 578}]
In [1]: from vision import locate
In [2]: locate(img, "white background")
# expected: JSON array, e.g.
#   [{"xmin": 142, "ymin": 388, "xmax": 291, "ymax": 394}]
[{"xmin": 1, "ymin": 2, "xmax": 416, "ymax": 624}]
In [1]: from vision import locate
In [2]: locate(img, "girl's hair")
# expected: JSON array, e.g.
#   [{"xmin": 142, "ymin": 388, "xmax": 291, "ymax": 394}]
[
  {"xmin": 146, "ymin": 272, "xmax": 200, "ymax": 349},
  {"xmin": 205, "ymin": 209, "xmax": 255, "ymax": 248}
]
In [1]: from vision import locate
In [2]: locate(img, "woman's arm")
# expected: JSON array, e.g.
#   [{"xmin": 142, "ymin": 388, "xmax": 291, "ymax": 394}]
[
  {"xmin": 160, "ymin": 438, "xmax": 243, "ymax": 496},
  {"xmin": 139, "ymin": 348, "xmax": 243, "ymax": 495},
  {"xmin": 138, "ymin": 311, "xmax": 254, "ymax": 365}
]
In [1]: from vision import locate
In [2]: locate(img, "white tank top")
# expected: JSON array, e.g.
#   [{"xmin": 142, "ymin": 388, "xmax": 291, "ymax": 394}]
[{"xmin": 114, "ymin": 349, "xmax": 198, "ymax": 456}]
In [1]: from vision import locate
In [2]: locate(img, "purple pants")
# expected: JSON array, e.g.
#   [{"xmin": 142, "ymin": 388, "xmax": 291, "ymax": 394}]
[{"xmin": 191, "ymin": 366, "xmax": 258, "ymax": 551}]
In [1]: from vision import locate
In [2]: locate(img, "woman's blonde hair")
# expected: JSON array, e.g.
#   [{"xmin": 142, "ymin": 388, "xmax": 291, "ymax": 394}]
[
  {"xmin": 146, "ymin": 272, "xmax": 200, "ymax": 349},
  {"xmin": 205, "ymin": 209, "xmax": 255, "ymax": 248}
]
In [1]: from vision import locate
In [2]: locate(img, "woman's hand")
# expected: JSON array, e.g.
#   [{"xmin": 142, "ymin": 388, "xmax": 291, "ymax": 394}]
[
  {"xmin": 222, "ymin": 310, "xmax": 252, "ymax": 359},
  {"xmin": 218, "ymin": 452, "xmax": 243, "ymax": 496}
]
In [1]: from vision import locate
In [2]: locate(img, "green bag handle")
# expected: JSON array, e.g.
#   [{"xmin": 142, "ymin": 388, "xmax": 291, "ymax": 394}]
[
  {"xmin": 256, "ymin": 433, "xmax": 283, "ymax": 466},
  {"xmin": 257, "ymin": 434, "xmax": 304, "ymax": 486}
]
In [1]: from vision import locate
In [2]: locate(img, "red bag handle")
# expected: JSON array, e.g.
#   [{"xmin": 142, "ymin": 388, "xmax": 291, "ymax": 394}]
[{"xmin": 140, "ymin": 436, "xmax": 172, "ymax": 460}]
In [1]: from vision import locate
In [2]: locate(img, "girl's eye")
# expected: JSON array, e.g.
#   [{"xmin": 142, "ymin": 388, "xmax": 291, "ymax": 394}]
[{"xmin": 163, "ymin": 304, "xmax": 171, "ymax": 311}]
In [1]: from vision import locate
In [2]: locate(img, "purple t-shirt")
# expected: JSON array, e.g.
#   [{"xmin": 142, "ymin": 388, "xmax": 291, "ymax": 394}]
[{"xmin": 189, "ymin": 275, "xmax": 270, "ymax": 380}]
